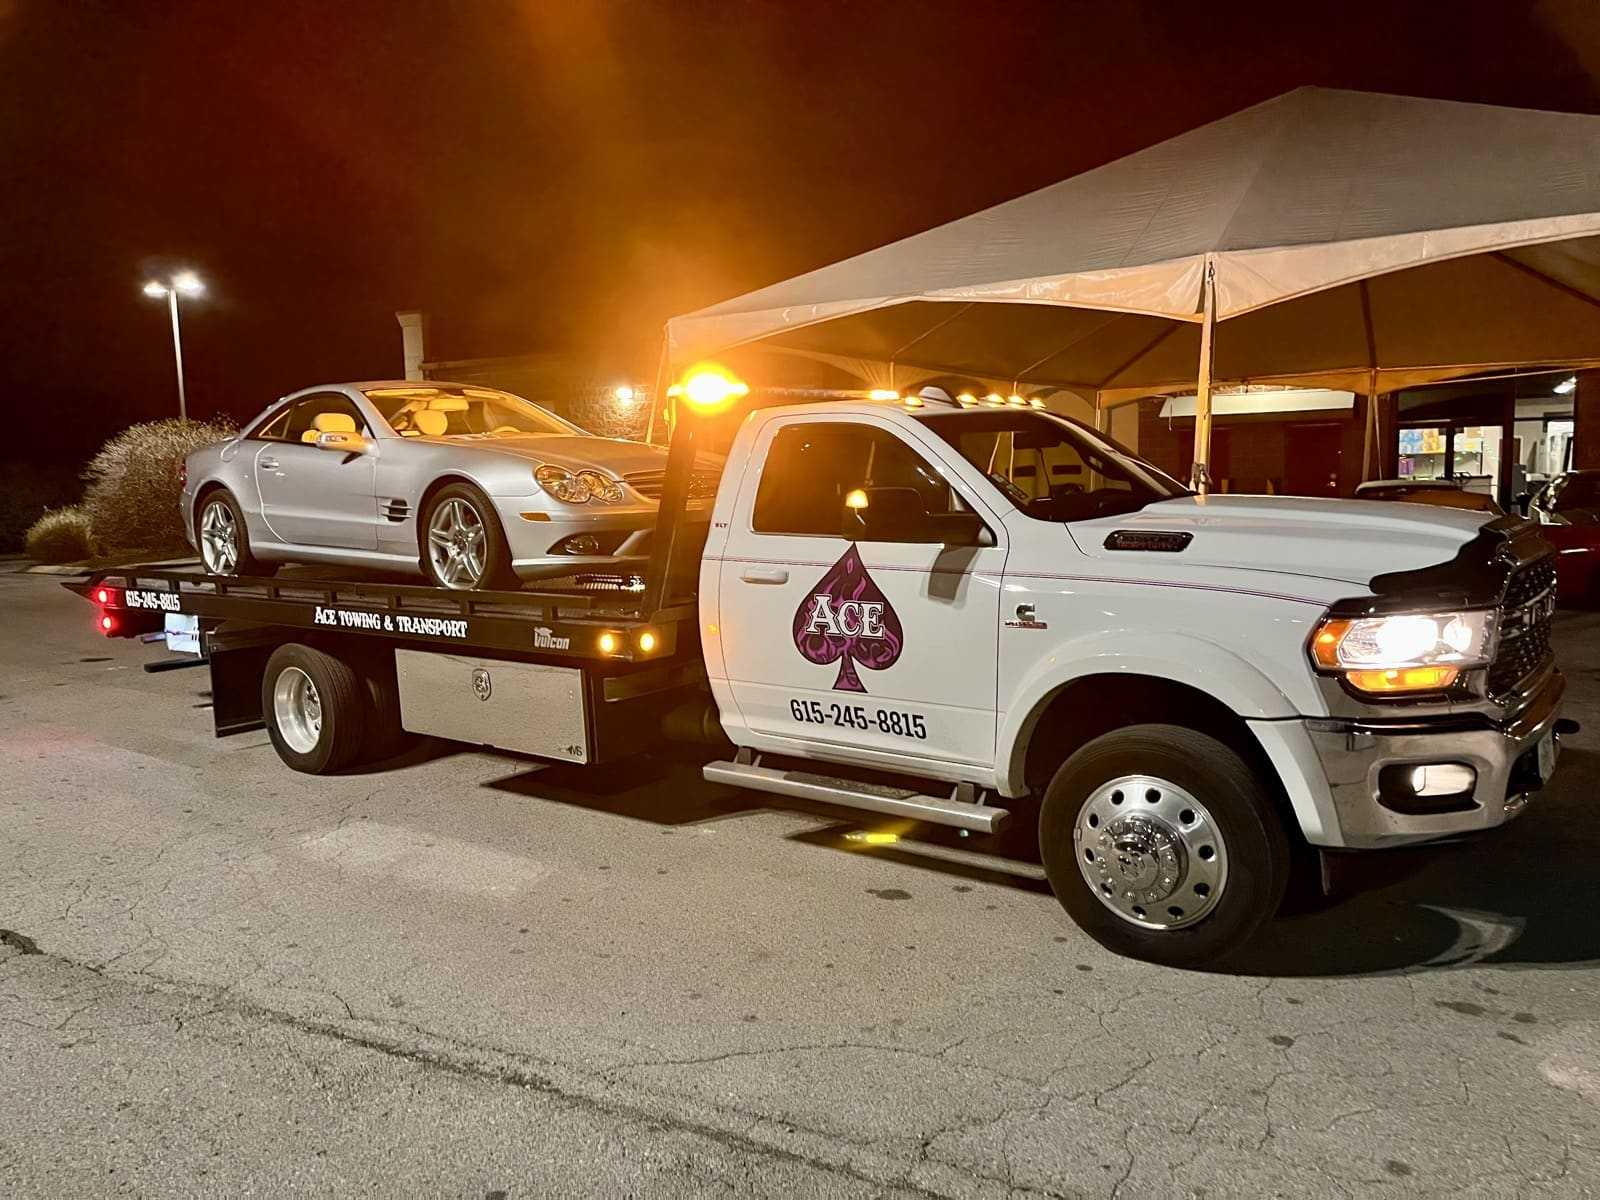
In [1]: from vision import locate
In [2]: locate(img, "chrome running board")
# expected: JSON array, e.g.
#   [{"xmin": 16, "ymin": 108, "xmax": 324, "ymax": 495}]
[{"xmin": 702, "ymin": 756, "xmax": 1009, "ymax": 834}]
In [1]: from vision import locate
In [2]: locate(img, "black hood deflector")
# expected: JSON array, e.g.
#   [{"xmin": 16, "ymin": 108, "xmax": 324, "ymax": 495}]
[{"xmin": 1328, "ymin": 516, "xmax": 1553, "ymax": 617}]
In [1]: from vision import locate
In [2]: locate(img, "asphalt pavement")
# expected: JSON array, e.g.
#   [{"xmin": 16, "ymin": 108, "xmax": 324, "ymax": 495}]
[{"xmin": 1, "ymin": 563, "xmax": 1597, "ymax": 1199}]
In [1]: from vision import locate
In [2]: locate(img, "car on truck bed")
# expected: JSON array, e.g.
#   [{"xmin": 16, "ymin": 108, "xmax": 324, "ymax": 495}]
[{"xmin": 79, "ymin": 386, "xmax": 1573, "ymax": 967}]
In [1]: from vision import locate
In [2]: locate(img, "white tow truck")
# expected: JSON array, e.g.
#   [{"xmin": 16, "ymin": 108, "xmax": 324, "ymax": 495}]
[{"xmin": 76, "ymin": 384, "xmax": 1574, "ymax": 966}]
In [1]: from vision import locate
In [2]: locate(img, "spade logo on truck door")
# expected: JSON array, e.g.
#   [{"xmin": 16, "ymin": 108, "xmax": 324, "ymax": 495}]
[{"xmin": 792, "ymin": 546, "xmax": 904, "ymax": 692}]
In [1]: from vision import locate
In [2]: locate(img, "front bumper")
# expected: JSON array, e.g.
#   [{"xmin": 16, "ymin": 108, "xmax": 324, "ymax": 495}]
[
  {"xmin": 490, "ymin": 495, "xmax": 710, "ymax": 581},
  {"xmin": 1257, "ymin": 668, "xmax": 1569, "ymax": 849}
]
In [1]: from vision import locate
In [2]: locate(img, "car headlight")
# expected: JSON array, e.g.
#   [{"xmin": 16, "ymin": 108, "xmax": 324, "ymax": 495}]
[
  {"xmin": 535, "ymin": 465, "xmax": 591, "ymax": 503},
  {"xmin": 1309, "ymin": 609, "xmax": 1497, "ymax": 695},
  {"xmin": 576, "ymin": 470, "xmax": 624, "ymax": 504}
]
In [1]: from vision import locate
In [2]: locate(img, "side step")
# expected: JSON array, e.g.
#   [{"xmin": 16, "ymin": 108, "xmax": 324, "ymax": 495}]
[{"xmin": 703, "ymin": 756, "xmax": 1009, "ymax": 834}]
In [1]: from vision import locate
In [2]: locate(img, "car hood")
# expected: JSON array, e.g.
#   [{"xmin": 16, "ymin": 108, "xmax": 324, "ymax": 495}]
[
  {"xmin": 411, "ymin": 434, "xmax": 677, "ymax": 475},
  {"xmin": 1065, "ymin": 495, "xmax": 1497, "ymax": 587}
]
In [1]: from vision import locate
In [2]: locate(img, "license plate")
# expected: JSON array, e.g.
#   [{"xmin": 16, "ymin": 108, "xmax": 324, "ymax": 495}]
[
  {"xmin": 1536, "ymin": 730, "xmax": 1558, "ymax": 783},
  {"xmin": 164, "ymin": 613, "xmax": 202, "ymax": 656}
]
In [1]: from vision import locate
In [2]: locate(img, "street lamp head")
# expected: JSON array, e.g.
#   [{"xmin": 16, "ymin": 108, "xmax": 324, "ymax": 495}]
[
  {"xmin": 172, "ymin": 271, "xmax": 204, "ymax": 296},
  {"xmin": 142, "ymin": 280, "xmax": 167, "ymax": 298}
]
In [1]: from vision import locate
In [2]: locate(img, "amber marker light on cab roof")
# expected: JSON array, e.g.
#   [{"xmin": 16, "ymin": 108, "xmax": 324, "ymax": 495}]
[
  {"xmin": 679, "ymin": 363, "xmax": 749, "ymax": 414},
  {"xmin": 597, "ymin": 631, "xmax": 620, "ymax": 655}
]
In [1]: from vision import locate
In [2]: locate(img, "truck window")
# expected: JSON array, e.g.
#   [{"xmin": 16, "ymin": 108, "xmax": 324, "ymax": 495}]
[
  {"xmin": 918, "ymin": 410, "xmax": 1188, "ymax": 522},
  {"xmin": 753, "ymin": 422, "xmax": 957, "ymax": 537}
]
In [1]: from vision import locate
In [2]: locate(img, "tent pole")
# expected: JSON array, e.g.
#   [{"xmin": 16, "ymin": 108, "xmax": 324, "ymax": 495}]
[
  {"xmin": 1361, "ymin": 369, "xmax": 1378, "ymax": 483},
  {"xmin": 1190, "ymin": 258, "xmax": 1217, "ymax": 494},
  {"xmin": 1094, "ymin": 391, "xmax": 1109, "ymax": 433},
  {"xmin": 645, "ymin": 329, "xmax": 672, "ymax": 445}
]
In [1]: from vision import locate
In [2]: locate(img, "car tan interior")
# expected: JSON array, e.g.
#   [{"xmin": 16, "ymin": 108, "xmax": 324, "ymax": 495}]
[
  {"xmin": 301, "ymin": 411, "xmax": 359, "ymax": 443},
  {"xmin": 413, "ymin": 409, "xmax": 450, "ymax": 437}
]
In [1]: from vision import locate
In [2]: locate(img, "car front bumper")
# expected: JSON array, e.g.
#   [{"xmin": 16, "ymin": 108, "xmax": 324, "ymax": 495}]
[
  {"xmin": 490, "ymin": 496, "xmax": 710, "ymax": 581},
  {"xmin": 1254, "ymin": 668, "xmax": 1569, "ymax": 849}
]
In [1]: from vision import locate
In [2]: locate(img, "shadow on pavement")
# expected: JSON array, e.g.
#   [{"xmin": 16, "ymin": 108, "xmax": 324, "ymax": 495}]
[{"xmin": 484, "ymin": 742, "xmax": 1600, "ymax": 978}]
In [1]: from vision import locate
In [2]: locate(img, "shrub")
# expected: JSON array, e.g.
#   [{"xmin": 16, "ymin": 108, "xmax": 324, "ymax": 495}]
[
  {"xmin": 82, "ymin": 417, "xmax": 237, "ymax": 556},
  {"xmin": 24, "ymin": 505, "xmax": 94, "ymax": 564},
  {"xmin": 0, "ymin": 460, "xmax": 81, "ymax": 551}
]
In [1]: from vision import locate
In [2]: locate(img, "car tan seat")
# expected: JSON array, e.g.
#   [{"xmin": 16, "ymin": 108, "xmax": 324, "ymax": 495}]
[
  {"xmin": 413, "ymin": 409, "xmax": 449, "ymax": 437},
  {"xmin": 302, "ymin": 411, "xmax": 358, "ymax": 443}
]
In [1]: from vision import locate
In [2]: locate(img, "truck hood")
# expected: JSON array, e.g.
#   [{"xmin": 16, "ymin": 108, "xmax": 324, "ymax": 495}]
[{"xmin": 1066, "ymin": 495, "xmax": 1497, "ymax": 587}]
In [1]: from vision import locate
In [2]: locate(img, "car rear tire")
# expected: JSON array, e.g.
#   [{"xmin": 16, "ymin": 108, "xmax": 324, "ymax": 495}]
[
  {"xmin": 421, "ymin": 483, "xmax": 518, "ymax": 591},
  {"xmin": 197, "ymin": 489, "xmax": 273, "ymax": 578},
  {"xmin": 1038, "ymin": 724, "xmax": 1290, "ymax": 968},
  {"xmin": 261, "ymin": 643, "xmax": 366, "ymax": 774}
]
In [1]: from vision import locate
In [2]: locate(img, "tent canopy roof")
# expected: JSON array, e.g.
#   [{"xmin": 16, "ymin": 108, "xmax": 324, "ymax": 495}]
[{"xmin": 669, "ymin": 87, "xmax": 1600, "ymax": 396}]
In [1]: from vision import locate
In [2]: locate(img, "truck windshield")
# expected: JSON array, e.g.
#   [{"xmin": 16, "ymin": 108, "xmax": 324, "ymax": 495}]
[{"xmin": 918, "ymin": 409, "xmax": 1189, "ymax": 522}]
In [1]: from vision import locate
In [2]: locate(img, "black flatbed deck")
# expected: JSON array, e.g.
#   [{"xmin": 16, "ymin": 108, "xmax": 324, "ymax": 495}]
[{"xmin": 69, "ymin": 564, "xmax": 696, "ymax": 664}]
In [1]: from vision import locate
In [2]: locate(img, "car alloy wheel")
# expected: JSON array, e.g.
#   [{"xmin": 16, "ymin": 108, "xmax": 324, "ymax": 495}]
[
  {"xmin": 1073, "ymin": 774, "xmax": 1228, "ymax": 929},
  {"xmin": 427, "ymin": 496, "xmax": 489, "ymax": 589},
  {"xmin": 200, "ymin": 498, "xmax": 240, "ymax": 575}
]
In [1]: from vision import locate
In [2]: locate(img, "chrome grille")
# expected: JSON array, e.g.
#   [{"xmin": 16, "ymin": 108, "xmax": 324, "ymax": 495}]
[
  {"xmin": 624, "ymin": 469, "xmax": 719, "ymax": 501},
  {"xmin": 1487, "ymin": 558, "xmax": 1557, "ymax": 697}
]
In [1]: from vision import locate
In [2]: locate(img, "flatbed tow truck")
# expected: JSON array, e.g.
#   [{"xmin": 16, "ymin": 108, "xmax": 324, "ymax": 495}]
[{"xmin": 71, "ymin": 374, "xmax": 1576, "ymax": 965}]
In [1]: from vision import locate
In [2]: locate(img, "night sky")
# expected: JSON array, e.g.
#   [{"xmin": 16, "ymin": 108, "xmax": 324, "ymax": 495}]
[{"xmin": 3, "ymin": 0, "xmax": 1599, "ymax": 458}]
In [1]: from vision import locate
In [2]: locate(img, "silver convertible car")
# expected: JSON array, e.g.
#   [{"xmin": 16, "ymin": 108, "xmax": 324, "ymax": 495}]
[{"xmin": 182, "ymin": 381, "xmax": 717, "ymax": 589}]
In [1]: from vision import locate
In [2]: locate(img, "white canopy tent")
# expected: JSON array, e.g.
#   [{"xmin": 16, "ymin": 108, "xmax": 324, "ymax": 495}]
[{"xmin": 667, "ymin": 87, "xmax": 1600, "ymax": 488}]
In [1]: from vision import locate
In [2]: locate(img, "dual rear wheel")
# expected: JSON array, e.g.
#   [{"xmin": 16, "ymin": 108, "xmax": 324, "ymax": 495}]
[{"xmin": 262, "ymin": 643, "xmax": 410, "ymax": 774}]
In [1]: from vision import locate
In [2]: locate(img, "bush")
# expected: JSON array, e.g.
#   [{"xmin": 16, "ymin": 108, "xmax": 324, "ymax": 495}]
[
  {"xmin": 82, "ymin": 417, "xmax": 237, "ymax": 556},
  {"xmin": 0, "ymin": 460, "xmax": 81, "ymax": 552},
  {"xmin": 24, "ymin": 505, "xmax": 94, "ymax": 563}
]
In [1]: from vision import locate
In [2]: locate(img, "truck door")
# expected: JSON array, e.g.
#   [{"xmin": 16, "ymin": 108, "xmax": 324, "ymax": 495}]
[{"xmin": 716, "ymin": 415, "xmax": 1005, "ymax": 769}]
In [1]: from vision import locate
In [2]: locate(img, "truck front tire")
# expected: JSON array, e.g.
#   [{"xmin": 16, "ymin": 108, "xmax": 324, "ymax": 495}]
[
  {"xmin": 261, "ymin": 643, "xmax": 367, "ymax": 774},
  {"xmin": 1039, "ymin": 724, "xmax": 1290, "ymax": 968}
]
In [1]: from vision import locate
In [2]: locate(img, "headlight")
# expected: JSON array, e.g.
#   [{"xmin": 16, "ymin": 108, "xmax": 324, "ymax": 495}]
[
  {"xmin": 534, "ymin": 465, "xmax": 591, "ymax": 503},
  {"xmin": 576, "ymin": 470, "xmax": 624, "ymax": 504},
  {"xmin": 1309, "ymin": 609, "xmax": 1496, "ymax": 695}
]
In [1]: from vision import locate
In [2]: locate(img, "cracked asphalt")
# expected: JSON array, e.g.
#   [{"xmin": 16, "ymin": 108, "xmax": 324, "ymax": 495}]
[{"xmin": 1, "ymin": 564, "xmax": 1598, "ymax": 1198}]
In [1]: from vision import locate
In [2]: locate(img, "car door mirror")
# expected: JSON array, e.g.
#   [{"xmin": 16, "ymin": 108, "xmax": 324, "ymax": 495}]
[
  {"xmin": 1515, "ymin": 491, "xmax": 1532, "ymax": 516},
  {"xmin": 839, "ymin": 486, "xmax": 987, "ymax": 546},
  {"xmin": 315, "ymin": 430, "xmax": 370, "ymax": 455}
]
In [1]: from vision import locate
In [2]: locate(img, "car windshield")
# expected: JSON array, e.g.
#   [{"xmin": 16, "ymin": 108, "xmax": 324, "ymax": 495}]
[
  {"xmin": 917, "ymin": 409, "xmax": 1190, "ymax": 522},
  {"xmin": 1554, "ymin": 473, "xmax": 1600, "ymax": 513},
  {"xmin": 1361, "ymin": 485, "xmax": 1501, "ymax": 513},
  {"xmin": 364, "ymin": 386, "xmax": 587, "ymax": 438}
]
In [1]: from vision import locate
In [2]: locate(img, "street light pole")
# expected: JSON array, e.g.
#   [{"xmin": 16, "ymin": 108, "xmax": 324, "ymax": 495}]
[
  {"xmin": 143, "ymin": 271, "xmax": 204, "ymax": 421},
  {"xmin": 167, "ymin": 287, "xmax": 187, "ymax": 421}
]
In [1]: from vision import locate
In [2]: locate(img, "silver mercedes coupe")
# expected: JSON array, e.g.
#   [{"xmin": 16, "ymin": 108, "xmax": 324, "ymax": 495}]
[{"xmin": 181, "ymin": 381, "xmax": 717, "ymax": 589}]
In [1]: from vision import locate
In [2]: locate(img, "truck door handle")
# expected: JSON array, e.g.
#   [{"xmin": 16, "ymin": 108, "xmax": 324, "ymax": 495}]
[
  {"xmin": 740, "ymin": 566, "xmax": 789, "ymax": 585},
  {"xmin": 259, "ymin": 457, "xmax": 280, "ymax": 471}
]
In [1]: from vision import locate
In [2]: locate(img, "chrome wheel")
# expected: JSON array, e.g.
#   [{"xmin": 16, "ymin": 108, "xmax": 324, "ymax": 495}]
[
  {"xmin": 272, "ymin": 666, "xmax": 322, "ymax": 755},
  {"xmin": 199, "ymin": 498, "xmax": 240, "ymax": 575},
  {"xmin": 1074, "ymin": 774, "xmax": 1228, "ymax": 930},
  {"xmin": 426, "ymin": 497, "xmax": 488, "ymax": 589}
]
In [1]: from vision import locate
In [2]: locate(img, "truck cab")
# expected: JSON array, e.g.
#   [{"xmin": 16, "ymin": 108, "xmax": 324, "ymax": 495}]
[{"xmin": 699, "ymin": 396, "xmax": 1568, "ymax": 965}]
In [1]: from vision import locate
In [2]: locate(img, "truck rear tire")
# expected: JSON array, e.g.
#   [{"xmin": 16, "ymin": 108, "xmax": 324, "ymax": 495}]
[
  {"xmin": 1038, "ymin": 724, "xmax": 1290, "ymax": 968},
  {"xmin": 261, "ymin": 643, "xmax": 367, "ymax": 774}
]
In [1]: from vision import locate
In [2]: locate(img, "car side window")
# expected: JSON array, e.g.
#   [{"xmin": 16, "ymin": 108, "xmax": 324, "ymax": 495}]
[
  {"xmin": 279, "ymin": 395, "xmax": 370, "ymax": 444},
  {"xmin": 249, "ymin": 405, "xmax": 292, "ymax": 441},
  {"xmin": 752, "ymin": 422, "xmax": 956, "ymax": 537}
]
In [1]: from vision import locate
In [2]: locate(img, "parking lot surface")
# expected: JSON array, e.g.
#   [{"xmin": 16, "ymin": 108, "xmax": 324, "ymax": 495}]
[{"xmin": 2, "ymin": 565, "xmax": 1597, "ymax": 1198}]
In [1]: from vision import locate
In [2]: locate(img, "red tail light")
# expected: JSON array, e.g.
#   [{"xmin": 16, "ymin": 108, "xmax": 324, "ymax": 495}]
[
  {"xmin": 95, "ymin": 587, "xmax": 112, "ymax": 605},
  {"xmin": 99, "ymin": 614, "xmax": 115, "ymax": 634}
]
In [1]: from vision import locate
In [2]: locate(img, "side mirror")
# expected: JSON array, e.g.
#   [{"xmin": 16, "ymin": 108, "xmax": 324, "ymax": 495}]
[
  {"xmin": 315, "ymin": 430, "xmax": 369, "ymax": 455},
  {"xmin": 1515, "ymin": 491, "xmax": 1532, "ymax": 516},
  {"xmin": 840, "ymin": 486, "xmax": 988, "ymax": 546}
]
